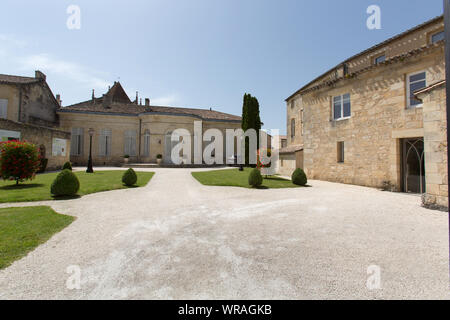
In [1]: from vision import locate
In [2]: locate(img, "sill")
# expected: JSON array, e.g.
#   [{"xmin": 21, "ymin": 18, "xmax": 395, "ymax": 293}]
[
  {"xmin": 333, "ymin": 116, "xmax": 351, "ymax": 122},
  {"xmin": 406, "ymin": 104, "xmax": 423, "ymax": 110}
]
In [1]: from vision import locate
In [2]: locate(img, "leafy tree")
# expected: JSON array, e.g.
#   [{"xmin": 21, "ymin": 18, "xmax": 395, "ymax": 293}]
[{"xmin": 0, "ymin": 141, "xmax": 41, "ymax": 185}]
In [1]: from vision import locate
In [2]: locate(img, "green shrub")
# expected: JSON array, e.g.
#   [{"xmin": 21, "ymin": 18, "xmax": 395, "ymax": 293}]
[
  {"xmin": 0, "ymin": 141, "xmax": 41, "ymax": 185},
  {"xmin": 248, "ymin": 168, "xmax": 263, "ymax": 187},
  {"xmin": 292, "ymin": 168, "xmax": 307, "ymax": 186},
  {"xmin": 51, "ymin": 169, "xmax": 80, "ymax": 196},
  {"xmin": 156, "ymin": 154, "xmax": 163, "ymax": 159},
  {"xmin": 122, "ymin": 168, "xmax": 137, "ymax": 186},
  {"xmin": 62, "ymin": 161, "xmax": 72, "ymax": 171}
]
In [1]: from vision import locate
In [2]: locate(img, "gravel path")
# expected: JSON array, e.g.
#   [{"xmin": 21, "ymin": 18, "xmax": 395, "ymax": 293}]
[{"xmin": 0, "ymin": 167, "xmax": 448, "ymax": 300}]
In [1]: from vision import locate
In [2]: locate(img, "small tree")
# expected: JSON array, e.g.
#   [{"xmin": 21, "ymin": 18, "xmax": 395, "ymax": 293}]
[{"xmin": 0, "ymin": 141, "xmax": 41, "ymax": 185}]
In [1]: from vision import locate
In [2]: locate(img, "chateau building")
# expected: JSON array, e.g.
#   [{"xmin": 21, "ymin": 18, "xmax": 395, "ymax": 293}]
[
  {"xmin": 58, "ymin": 82, "xmax": 242, "ymax": 166},
  {"xmin": 280, "ymin": 16, "xmax": 448, "ymax": 208},
  {"xmin": 0, "ymin": 71, "xmax": 70, "ymax": 170}
]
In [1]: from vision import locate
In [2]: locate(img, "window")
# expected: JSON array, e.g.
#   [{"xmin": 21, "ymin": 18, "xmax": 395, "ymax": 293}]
[
  {"xmin": 374, "ymin": 55, "xmax": 386, "ymax": 65},
  {"xmin": 99, "ymin": 129, "xmax": 112, "ymax": 157},
  {"xmin": 291, "ymin": 119, "xmax": 295, "ymax": 139},
  {"xmin": 124, "ymin": 130, "xmax": 137, "ymax": 156},
  {"xmin": 143, "ymin": 130, "xmax": 150, "ymax": 157},
  {"xmin": 290, "ymin": 99, "xmax": 295, "ymax": 109},
  {"xmin": 281, "ymin": 139, "xmax": 287, "ymax": 148},
  {"xmin": 337, "ymin": 142, "xmax": 345, "ymax": 163},
  {"xmin": 333, "ymin": 94, "xmax": 351, "ymax": 120},
  {"xmin": 300, "ymin": 109, "xmax": 304, "ymax": 136},
  {"xmin": 407, "ymin": 72, "xmax": 426, "ymax": 108},
  {"xmin": 431, "ymin": 31, "xmax": 445, "ymax": 44},
  {"xmin": 71, "ymin": 128, "xmax": 84, "ymax": 156},
  {"xmin": 0, "ymin": 99, "xmax": 8, "ymax": 119}
]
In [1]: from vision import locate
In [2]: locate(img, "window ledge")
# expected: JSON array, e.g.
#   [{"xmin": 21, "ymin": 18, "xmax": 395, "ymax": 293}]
[{"xmin": 332, "ymin": 116, "xmax": 351, "ymax": 122}]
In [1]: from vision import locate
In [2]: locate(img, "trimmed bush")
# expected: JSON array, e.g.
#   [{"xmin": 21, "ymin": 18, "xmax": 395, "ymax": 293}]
[
  {"xmin": 248, "ymin": 168, "xmax": 263, "ymax": 188},
  {"xmin": 0, "ymin": 141, "xmax": 41, "ymax": 185},
  {"xmin": 122, "ymin": 168, "xmax": 137, "ymax": 186},
  {"xmin": 51, "ymin": 169, "xmax": 80, "ymax": 196},
  {"xmin": 292, "ymin": 168, "xmax": 307, "ymax": 186},
  {"xmin": 62, "ymin": 161, "xmax": 72, "ymax": 171}
]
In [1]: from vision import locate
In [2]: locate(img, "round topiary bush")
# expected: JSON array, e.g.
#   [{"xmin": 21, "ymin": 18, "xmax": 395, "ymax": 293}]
[
  {"xmin": 122, "ymin": 168, "xmax": 137, "ymax": 186},
  {"xmin": 248, "ymin": 168, "xmax": 263, "ymax": 188},
  {"xmin": 292, "ymin": 168, "xmax": 307, "ymax": 186},
  {"xmin": 51, "ymin": 169, "xmax": 80, "ymax": 196},
  {"xmin": 62, "ymin": 161, "xmax": 72, "ymax": 171}
]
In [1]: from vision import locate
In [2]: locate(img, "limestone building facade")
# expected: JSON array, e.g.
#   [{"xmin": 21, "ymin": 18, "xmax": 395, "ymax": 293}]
[
  {"xmin": 58, "ymin": 82, "xmax": 242, "ymax": 166},
  {"xmin": 280, "ymin": 16, "xmax": 448, "ymax": 208},
  {"xmin": 0, "ymin": 71, "xmax": 70, "ymax": 170}
]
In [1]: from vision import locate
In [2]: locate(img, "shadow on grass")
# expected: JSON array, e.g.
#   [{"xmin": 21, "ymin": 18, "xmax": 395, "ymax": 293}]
[
  {"xmin": 51, "ymin": 195, "xmax": 82, "ymax": 201},
  {"xmin": 0, "ymin": 184, "xmax": 45, "ymax": 190}
]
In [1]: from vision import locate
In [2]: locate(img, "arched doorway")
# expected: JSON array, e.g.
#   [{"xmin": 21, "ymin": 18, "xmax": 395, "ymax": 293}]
[{"xmin": 402, "ymin": 138, "xmax": 425, "ymax": 194}]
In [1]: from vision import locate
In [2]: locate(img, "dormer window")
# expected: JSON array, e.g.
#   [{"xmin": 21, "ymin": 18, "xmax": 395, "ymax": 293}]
[
  {"xmin": 374, "ymin": 55, "xmax": 386, "ymax": 65},
  {"xmin": 431, "ymin": 31, "xmax": 444, "ymax": 44}
]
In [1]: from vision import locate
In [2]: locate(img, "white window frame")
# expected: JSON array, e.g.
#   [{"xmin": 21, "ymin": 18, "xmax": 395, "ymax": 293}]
[
  {"xmin": 0, "ymin": 99, "xmax": 8, "ymax": 119},
  {"xmin": 99, "ymin": 129, "xmax": 112, "ymax": 157},
  {"xmin": 143, "ymin": 130, "xmax": 150, "ymax": 157},
  {"xmin": 333, "ymin": 93, "xmax": 351, "ymax": 121},
  {"xmin": 406, "ymin": 71, "xmax": 426, "ymax": 109},
  {"xmin": 71, "ymin": 128, "xmax": 84, "ymax": 156},
  {"xmin": 124, "ymin": 130, "xmax": 137, "ymax": 157}
]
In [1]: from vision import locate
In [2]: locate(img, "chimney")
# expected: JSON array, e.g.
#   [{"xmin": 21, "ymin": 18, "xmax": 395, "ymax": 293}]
[
  {"xmin": 145, "ymin": 98, "xmax": 150, "ymax": 106},
  {"xmin": 35, "ymin": 70, "xmax": 46, "ymax": 81},
  {"xmin": 136, "ymin": 91, "xmax": 139, "ymax": 105},
  {"xmin": 56, "ymin": 94, "xmax": 61, "ymax": 106},
  {"xmin": 92, "ymin": 89, "xmax": 95, "ymax": 100}
]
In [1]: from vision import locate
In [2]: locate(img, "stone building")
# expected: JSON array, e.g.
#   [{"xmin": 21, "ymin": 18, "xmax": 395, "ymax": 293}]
[
  {"xmin": 0, "ymin": 71, "xmax": 70, "ymax": 170},
  {"xmin": 58, "ymin": 82, "xmax": 242, "ymax": 166},
  {"xmin": 280, "ymin": 16, "xmax": 448, "ymax": 208}
]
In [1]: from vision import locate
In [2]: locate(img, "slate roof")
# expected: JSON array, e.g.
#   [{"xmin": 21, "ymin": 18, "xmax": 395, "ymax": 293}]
[{"xmin": 58, "ymin": 82, "xmax": 242, "ymax": 122}]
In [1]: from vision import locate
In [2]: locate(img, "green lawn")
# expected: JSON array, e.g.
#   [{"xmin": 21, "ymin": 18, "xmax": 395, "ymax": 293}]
[
  {"xmin": 0, "ymin": 170, "xmax": 154, "ymax": 203},
  {"xmin": 192, "ymin": 168, "xmax": 303, "ymax": 189},
  {"xmin": 0, "ymin": 206, "xmax": 75, "ymax": 269}
]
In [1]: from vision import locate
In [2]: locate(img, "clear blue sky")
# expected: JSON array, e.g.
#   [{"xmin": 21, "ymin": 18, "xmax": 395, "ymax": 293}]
[{"xmin": 0, "ymin": 0, "xmax": 444, "ymax": 133}]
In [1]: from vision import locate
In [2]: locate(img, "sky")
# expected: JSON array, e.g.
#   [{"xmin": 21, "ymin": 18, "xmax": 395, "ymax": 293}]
[{"xmin": 0, "ymin": 0, "xmax": 444, "ymax": 134}]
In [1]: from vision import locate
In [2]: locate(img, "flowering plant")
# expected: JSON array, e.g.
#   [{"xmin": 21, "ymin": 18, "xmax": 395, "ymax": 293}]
[
  {"xmin": 256, "ymin": 148, "xmax": 272, "ymax": 170},
  {"xmin": 0, "ymin": 141, "xmax": 41, "ymax": 185}
]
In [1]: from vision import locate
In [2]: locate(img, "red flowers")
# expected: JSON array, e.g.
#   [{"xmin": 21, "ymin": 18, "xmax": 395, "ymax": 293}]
[{"xmin": 0, "ymin": 140, "xmax": 40, "ymax": 185}]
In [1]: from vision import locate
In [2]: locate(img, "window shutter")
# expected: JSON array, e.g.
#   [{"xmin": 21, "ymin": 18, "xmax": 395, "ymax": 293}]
[{"xmin": 0, "ymin": 99, "xmax": 8, "ymax": 119}]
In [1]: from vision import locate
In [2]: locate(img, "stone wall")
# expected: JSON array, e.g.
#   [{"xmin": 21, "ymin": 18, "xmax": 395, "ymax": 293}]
[
  {"xmin": 282, "ymin": 45, "xmax": 445, "ymax": 195},
  {"xmin": 58, "ymin": 112, "xmax": 241, "ymax": 166},
  {"xmin": 0, "ymin": 118, "xmax": 71, "ymax": 171},
  {"xmin": 420, "ymin": 85, "xmax": 448, "ymax": 208}
]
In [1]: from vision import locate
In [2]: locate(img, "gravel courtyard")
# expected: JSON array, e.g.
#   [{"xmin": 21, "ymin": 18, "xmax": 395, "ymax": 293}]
[{"xmin": 0, "ymin": 167, "xmax": 448, "ymax": 300}]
